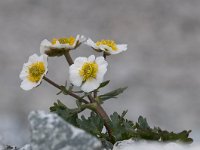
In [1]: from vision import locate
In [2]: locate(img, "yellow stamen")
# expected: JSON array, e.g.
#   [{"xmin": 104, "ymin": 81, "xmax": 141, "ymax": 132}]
[
  {"xmin": 79, "ymin": 62, "xmax": 98, "ymax": 81},
  {"xmin": 51, "ymin": 38, "xmax": 57, "ymax": 45},
  {"xmin": 51, "ymin": 36, "xmax": 75, "ymax": 46},
  {"xmin": 28, "ymin": 62, "xmax": 45, "ymax": 83},
  {"xmin": 96, "ymin": 39, "xmax": 118, "ymax": 51}
]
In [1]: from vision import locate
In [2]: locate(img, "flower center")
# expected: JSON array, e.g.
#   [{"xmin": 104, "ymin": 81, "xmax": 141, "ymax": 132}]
[
  {"xmin": 79, "ymin": 62, "xmax": 98, "ymax": 81},
  {"xmin": 96, "ymin": 40, "xmax": 118, "ymax": 51},
  {"xmin": 28, "ymin": 62, "xmax": 45, "ymax": 82},
  {"xmin": 51, "ymin": 36, "xmax": 75, "ymax": 46}
]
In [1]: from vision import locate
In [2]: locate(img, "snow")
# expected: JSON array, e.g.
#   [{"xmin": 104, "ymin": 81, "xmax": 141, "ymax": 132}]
[{"xmin": 113, "ymin": 140, "xmax": 200, "ymax": 150}]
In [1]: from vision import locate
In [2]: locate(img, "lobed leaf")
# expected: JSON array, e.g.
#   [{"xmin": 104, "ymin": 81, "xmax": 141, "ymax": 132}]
[{"xmin": 98, "ymin": 87, "xmax": 128, "ymax": 102}]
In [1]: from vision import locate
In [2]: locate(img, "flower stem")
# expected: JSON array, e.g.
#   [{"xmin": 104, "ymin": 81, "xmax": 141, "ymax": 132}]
[
  {"xmin": 43, "ymin": 76, "xmax": 88, "ymax": 104},
  {"xmin": 64, "ymin": 51, "xmax": 74, "ymax": 65},
  {"xmin": 103, "ymin": 52, "xmax": 107, "ymax": 59},
  {"xmin": 93, "ymin": 91, "xmax": 97, "ymax": 98},
  {"xmin": 87, "ymin": 95, "xmax": 113, "ymax": 142}
]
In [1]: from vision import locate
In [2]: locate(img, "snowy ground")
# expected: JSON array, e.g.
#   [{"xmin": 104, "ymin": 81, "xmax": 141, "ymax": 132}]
[{"xmin": 113, "ymin": 140, "xmax": 200, "ymax": 150}]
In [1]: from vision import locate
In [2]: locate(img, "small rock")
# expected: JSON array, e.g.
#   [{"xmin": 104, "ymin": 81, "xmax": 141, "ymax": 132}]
[
  {"xmin": 101, "ymin": 139, "xmax": 113, "ymax": 150},
  {"xmin": 19, "ymin": 144, "xmax": 31, "ymax": 150},
  {"xmin": 29, "ymin": 111, "xmax": 102, "ymax": 150},
  {"xmin": 0, "ymin": 144, "xmax": 17, "ymax": 150}
]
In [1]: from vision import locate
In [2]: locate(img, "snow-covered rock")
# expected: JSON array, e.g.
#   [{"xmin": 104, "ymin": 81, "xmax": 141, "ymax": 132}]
[
  {"xmin": 113, "ymin": 139, "xmax": 200, "ymax": 150},
  {"xmin": 29, "ymin": 110, "xmax": 102, "ymax": 150}
]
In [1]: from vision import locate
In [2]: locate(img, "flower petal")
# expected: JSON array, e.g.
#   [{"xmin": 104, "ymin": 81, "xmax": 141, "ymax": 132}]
[
  {"xmin": 85, "ymin": 38, "xmax": 99, "ymax": 49},
  {"xmin": 117, "ymin": 44, "xmax": 127, "ymax": 51},
  {"xmin": 88, "ymin": 55, "xmax": 95, "ymax": 62},
  {"xmin": 69, "ymin": 69, "xmax": 82, "ymax": 86},
  {"xmin": 108, "ymin": 44, "xmax": 128, "ymax": 54},
  {"xmin": 95, "ymin": 56, "xmax": 107, "ymax": 65},
  {"xmin": 74, "ymin": 57, "xmax": 87, "ymax": 68},
  {"xmin": 19, "ymin": 68, "xmax": 28, "ymax": 80},
  {"xmin": 96, "ymin": 65, "xmax": 107, "ymax": 82},
  {"xmin": 20, "ymin": 79, "xmax": 37, "ymax": 91},
  {"xmin": 28, "ymin": 54, "xmax": 39, "ymax": 63},
  {"xmin": 40, "ymin": 39, "xmax": 52, "ymax": 54},
  {"xmin": 79, "ymin": 35, "xmax": 86, "ymax": 43},
  {"xmin": 81, "ymin": 79, "xmax": 100, "ymax": 92}
]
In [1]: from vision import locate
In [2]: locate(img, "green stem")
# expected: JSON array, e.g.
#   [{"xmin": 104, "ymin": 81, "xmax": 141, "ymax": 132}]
[
  {"xmin": 64, "ymin": 51, "xmax": 74, "ymax": 65},
  {"xmin": 87, "ymin": 94, "xmax": 113, "ymax": 141},
  {"xmin": 93, "ymin": 91, "xmax": 97, "ymax": 98},
  {"xmin": 43, "ymin": 76, "xmax": 88, "ymax": 104}
]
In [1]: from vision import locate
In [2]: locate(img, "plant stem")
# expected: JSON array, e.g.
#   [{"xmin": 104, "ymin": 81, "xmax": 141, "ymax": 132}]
[
  {"xmin": 64, "ymin": 51, "xmax": 74, "ymax": 65},
  {"xmin": 103, "ymin": 52, "xmax": 107, "ymax": 59},
  {"xmin": 87, "ymin": 95, "xmax": 113, "ymax": 141},
  {"xmin": 43, "ymin": 76, "xmax": 88, "ymax": 104},
  {"xmin": 93, "ymin": 91, "xmax": 97, "ymax": 98}
]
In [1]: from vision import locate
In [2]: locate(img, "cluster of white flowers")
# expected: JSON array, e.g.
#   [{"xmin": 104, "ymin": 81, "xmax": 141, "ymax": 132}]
[{"xmin": 20, "ymin": 34, "xmax": 127, "ymax": 92}]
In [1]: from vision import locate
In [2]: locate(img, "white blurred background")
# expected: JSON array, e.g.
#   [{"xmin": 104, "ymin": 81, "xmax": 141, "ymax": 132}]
[{"xmin": 1, "ymin": 0, "xmax": 200, "ymax": 147}]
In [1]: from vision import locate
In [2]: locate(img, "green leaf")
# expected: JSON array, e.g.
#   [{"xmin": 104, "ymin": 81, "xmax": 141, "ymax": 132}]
[
  {"xmin": 76, "ymin": 112, "xmax": 104, "ymax": 137},
  {"xmin": 107, "ymin": 112, "xmax": 193, "ymax": 144},
  {"xmin": 109, "ymin": 111, "xmax": 135, "ymax": 142},
  {"xmin": 98, "ymin": 87, "xmax": 128, "ymax": 101},
  {"xmin": 98, "ymin": 80, "xmax": 110, "ymax": 89},
  {"xmin": 137, "ymin": 116, "xmax": 150, "ymax": 129},
  {"xmin": 50, "ymin": 100, "xmax": 81, "ymax": 126}
]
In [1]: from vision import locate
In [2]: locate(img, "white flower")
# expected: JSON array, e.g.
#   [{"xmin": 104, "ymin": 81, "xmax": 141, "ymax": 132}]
[
  {"xmin": 69, "ymin": 55, "xmax": 108, "ymax": 92},
  {"xmin": 85, "ymin": 38, "xmax": 127, "ymax": 54},
  {"xmin": 40, "ymin": 35, "xmax": 86, "ymax": 56},
  {"xmin": 19, "ymin": 54, "xmax": 48, "ymax": 91}
]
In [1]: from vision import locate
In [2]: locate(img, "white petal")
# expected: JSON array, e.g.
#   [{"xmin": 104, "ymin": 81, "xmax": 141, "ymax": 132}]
[
  {"xmin": 69, "ymin": 62, "xmax": 83, "ymax": 86},
  {"xmin": 69, "ymin": 70, "xmax": 82, "ymax": 86},
  {"xmin": 20, "ymin": 79, "xmax": 36, "ymax": 91},
  {"xmin": 109, "ymin": 44, "xmax": 128, "ymax": 54},
  {"xmin": 40, "ymin": 39, "xmax": 51, "ymax": 54},
  {"xmin": 81, "ymin": 79, "xmax": 100, "ymax": 92},
  {"xmin": 28, "ymin": 54, "xmax": 39, "ymax": 63},
  {"xmin": 79, "ymin": 35, "xmax": 86, "ymax": 42},
  {"xmin": 74, "ymin": 57, "xmax": 87, "ymax": 67},
  {"xmin": 117, "ymin": 44, "xmax": 127, "ymax": 51},
  {"xmin": 19, "ymin": 68, "xmax": 28, "ymax": 80},
  {"xmin": 88, "ymin": 55, "xmax": 95, "ymax": 62},
  {"xmin": 96, "ymin": 66, "xmax": 107, "ymax": 82},
  {"xmin": 85, "ymin": 38, "xmax": 99, "ymax": 49},
  {"xmin": 40, "ymin": 39, "xmax": 51, "ymax": 47},
  {"xmin": 95, "ymin": 56, "xmax": 107, "ymax": 65}
]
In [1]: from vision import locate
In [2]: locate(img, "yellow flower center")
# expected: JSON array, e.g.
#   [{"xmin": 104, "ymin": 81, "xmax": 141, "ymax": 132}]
[
  {"xmin": 28, "ymin": 62, "xmax": 45, "ymax": 83},
  {"xmin": 96, "ymin": 40, "xmax": 118, "ymax": 51},
  {"xmin": 51, "ymin": 36, "xmax": 75, "ymax": 46},
  {"xmin": 79, "ymin": 62, "xmax": 98, "ymax": 81}
]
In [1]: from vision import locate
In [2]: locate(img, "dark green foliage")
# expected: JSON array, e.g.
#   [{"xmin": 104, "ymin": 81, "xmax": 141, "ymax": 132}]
[
  {"xmin": 108, "ymin": 111, "xmax": 135, "ymax": 142},
  {"xmin": 50, "ymin": 100, "xmax": 80, "ymax": 126},
  {"xmin": 50, "ymin": 101, "xmax": 193, "ymax": 145},
  {"xmin": 76, "ymin": 112, "xmax": 104, "ymax": 137}
]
